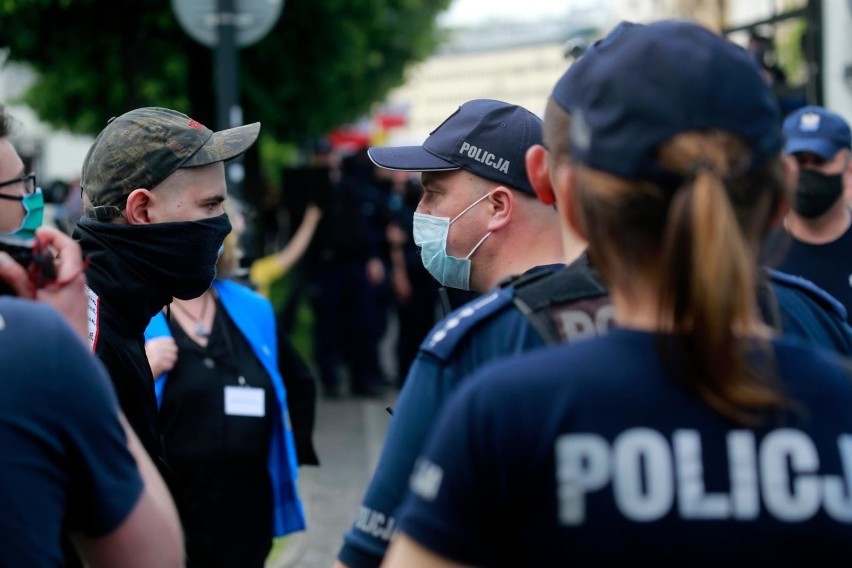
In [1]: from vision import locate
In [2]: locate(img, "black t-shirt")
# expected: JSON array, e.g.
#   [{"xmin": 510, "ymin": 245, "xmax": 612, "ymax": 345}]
[{"xmin": 160, "ymin": 300, "xmax": 275, "ymax": 568}]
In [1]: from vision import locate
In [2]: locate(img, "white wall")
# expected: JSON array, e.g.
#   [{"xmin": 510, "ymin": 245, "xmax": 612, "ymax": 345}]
[
  {"xmin": 821, "ymin": 0, "xmax": 852, "ymax": 125},
  {"xmin": 1, "ymin": 57, "xmax": 92, "ymax": 184}
]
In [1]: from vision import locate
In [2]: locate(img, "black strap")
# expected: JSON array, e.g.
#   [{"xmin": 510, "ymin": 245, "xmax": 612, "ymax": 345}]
[{"xmin": 510, "ymin": 255, "xmax": 608, "ymax": 345}]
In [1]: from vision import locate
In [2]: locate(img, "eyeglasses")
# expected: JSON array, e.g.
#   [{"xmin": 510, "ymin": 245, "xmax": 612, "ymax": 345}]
[{"xmin": 0, "ymin": 173, "xmax": 37, "ymax": 199}]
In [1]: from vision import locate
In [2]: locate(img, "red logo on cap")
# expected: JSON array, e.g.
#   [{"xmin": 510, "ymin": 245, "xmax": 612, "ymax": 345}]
[{"xmin": 188, "ymin": 119, "xmax": 204, "ymax": 130}]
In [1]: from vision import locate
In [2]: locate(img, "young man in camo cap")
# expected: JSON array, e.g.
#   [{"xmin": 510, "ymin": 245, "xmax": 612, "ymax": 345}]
[{"xmin": 74, "ymin": 107, "xmax": 259, "ymax": 477}]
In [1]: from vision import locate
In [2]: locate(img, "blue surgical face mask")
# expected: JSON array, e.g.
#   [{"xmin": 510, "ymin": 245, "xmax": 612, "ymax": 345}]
[
  {"xmin": 413, "ymin": 192, "xmax": 492, "ymax": 290},
  {"xmin": 0, "ymin": 187, "xmax": 44, "ymax": 240}
]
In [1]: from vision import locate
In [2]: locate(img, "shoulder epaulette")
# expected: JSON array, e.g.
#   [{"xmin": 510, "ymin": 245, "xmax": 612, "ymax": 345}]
[
  {"xmin": 421, "ymin": 288, "xmax": 515, "ymax": 361},
  {"xmin": 765, "ymin": 268, "xmax": 848, "ymax": 322}
]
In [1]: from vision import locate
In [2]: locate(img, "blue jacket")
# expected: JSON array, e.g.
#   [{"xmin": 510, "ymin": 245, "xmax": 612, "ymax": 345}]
[{"xmin": 145, "ymin": 279, "xmax": 305, "ymax": 537}]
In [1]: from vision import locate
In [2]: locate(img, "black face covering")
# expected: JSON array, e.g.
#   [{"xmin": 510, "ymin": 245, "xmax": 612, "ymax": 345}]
[
  {"xmin": 792, "ymin": 170, "xmax": 845, "ymax": 219},
  {"xmin": 77, "ymin": 213, "xmax": 232, "ymax": 299}
]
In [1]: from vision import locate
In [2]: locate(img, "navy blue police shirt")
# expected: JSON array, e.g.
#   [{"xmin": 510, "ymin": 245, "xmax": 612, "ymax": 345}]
[
  {"xmin": 0, "ymin": 298, "xmax": 144, "ymax": 567},
  {"xmin": 338, "ymin": 260, "xmax": 852, "ymax": 568},
  {"xmin": 337, "ymin": 267, "xmax": 561, "ymax": 568},
  {"xmin": 764, "ymin": 268, "xmax": 852, "ymax": 353},
  {"xmin": 397, "ymin": 329, "xmax": 852, "ymax": 567}
]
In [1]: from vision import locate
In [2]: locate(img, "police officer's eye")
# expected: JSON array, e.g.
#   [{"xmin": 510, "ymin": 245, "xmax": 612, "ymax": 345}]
[{"xmin": 795, "ymin": 153, "xmax": 827, "ymax": 168}]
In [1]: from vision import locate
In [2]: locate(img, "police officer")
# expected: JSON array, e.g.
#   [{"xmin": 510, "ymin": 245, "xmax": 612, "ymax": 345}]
[
  {"xmin": 337, "ymin": 42, "xmax": 852, "ymax": 568},
  {"xmin": 763, "ymin": 105, "xmax": 852, "ymax": 322},
  {"xmin": 384, "ymin": 20, "xmax": 852, "ymax": 566},
  {"xmin": 334, "ymin": 99, "xmax": 565, "ymax": 568},
  {"xmin": 522, "ymin": 36, "xmax": 852, "ymax": 355}
]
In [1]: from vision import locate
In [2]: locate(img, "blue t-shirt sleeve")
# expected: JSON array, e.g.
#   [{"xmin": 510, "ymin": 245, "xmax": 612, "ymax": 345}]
[
  {"xmin": 393, "ymin": 373, "xmax": 500, "ymax": 566},
  {"xmin": 0, "ymin": 300, "xmax": 145, "ymax": 565},
  {"xmin": 52, "ymin": 321, "xmax": 145, "ymax": 536}
]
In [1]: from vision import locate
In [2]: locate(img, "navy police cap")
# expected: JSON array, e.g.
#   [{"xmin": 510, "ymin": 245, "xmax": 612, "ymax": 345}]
[
  {"xmin": 560, "ymin": 20, "xmax": 783, "ymax": 181},
  {"xmin": 782, "ymin": 105, "xmax": 852, "ymax": 160},
  {"xmin": 367, "ymin": 99, "xmax": 542, "ymax": 195}
]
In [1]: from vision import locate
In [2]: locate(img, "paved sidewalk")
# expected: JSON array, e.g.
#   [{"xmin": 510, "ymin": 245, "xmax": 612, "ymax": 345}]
[{"xmin": 268, "ymin": 390, "xmax": 397, "ymax": 568}]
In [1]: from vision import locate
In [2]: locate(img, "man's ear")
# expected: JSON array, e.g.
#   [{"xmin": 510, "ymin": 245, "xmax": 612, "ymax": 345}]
[
  {"xmin": 485, "ymin": 186, "xmax": 513, "ymax": 232},
  {"xmin": 123, "ymin": 188, "xmax": 155, "ymax": 225},
  {"xmin": 843, "ymin": 151, "xmax": 852, "ymax": 202},
  {"xmin": 525, "ymin": 144, "xmax": 555, "ymax": 205}
]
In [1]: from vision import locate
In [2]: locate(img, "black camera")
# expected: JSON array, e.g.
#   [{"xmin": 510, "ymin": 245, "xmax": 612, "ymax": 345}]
[{"xmin": 0, "ymin": 235, "xmax": 57, "ymax": 296}]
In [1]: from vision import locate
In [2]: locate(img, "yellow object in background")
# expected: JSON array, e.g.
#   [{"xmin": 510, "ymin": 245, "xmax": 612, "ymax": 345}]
[{"xmin": 250, "ymin": 254, "xmax": 288, "ymax": 299}]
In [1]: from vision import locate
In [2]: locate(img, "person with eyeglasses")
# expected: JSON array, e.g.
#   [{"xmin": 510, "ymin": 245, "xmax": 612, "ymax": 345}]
[
  {"xmin": 763, "ymin": 106, "xmax": 852, "ymax": 322},
  {"xmin": 0, "ymin": 105, "xmax": 185, "ymax": 566},
  {"xmin": 0, "ymin": 161, "xmax": 42, "ymax": 239}
]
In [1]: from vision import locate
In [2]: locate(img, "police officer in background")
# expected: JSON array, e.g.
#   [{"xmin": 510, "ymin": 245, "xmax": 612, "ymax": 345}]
[
  {"xmin": 384, "ymin": 20, "xmax": 852, "ymax": 566},
  {"xmin": 334, "ymin": 99, "xmax": 565, "ymax": 568},
  {"xmin": 763, "ymin": 105, "xmax": 852, "ymax": 322},
  {"xmin": 304, "ymin": 147, "xmax": 392, "ymax": 398}
]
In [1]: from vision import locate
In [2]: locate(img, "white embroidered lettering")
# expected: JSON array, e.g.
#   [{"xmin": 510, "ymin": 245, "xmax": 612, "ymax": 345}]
[{"xmin": 554, "ymin": 428, "xmax": 849, "ymax": 526}]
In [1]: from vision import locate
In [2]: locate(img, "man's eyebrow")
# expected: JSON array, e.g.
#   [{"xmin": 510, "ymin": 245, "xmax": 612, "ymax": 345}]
[{"xmin": 203, "ymin": 194, "xmax": 227, "ymax": 204}]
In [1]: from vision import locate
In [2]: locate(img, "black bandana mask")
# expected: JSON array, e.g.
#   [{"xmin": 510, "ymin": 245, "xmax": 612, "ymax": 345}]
[
  {"xmin": 792, "ymin": 170, "xmax": 845, "ymax": 219},
  {"xmin": 77, "ymin": 213, "xmax": 232, "ymax": 300}
]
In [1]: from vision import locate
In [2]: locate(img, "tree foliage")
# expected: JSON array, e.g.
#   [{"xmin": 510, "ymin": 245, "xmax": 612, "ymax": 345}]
[{"xmin": 0, "ymin": 0, "xmax": 451, "ymax": 143}]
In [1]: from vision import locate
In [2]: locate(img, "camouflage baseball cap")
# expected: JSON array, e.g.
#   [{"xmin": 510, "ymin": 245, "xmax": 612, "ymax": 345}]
[{"xmin": 82, "ymin": 107, "xmax": 260, "ymax": 221}]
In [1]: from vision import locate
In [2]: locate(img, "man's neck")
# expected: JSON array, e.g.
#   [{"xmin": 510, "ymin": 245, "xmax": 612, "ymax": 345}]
[
  {"xmin": 785, "ymin": 204, "xmax": 851, "ymax": 244},
  {"xmin": 475, "ymin": 238, "xmax": 564, "ymax": 292}
]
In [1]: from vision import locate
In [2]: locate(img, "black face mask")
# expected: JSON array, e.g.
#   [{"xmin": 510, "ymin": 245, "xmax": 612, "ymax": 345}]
[
  {"xmin": 792, "ymin": 170, "xmax": 845, "ymax": 219},
  {"xmin": 77, "ymin": 213, "xmax": 232, "ymax": 299}
]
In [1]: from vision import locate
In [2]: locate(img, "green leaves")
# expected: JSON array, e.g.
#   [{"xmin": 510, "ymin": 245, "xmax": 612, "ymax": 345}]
[{"xmin": 0, "ymin": 0, "xmax": 451, "ymax": 142}]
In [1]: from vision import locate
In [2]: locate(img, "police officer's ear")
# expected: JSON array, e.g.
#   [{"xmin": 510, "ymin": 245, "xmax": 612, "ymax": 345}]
[
  {"xmin": 485, "ymin": 186, "xmax": 513, "ymax": 232},
  {"xmin": 124, "ymin": 188, "xmax": 156, "ymax": 225},
  {"xmin": 525, "ymin": 144, "xmax": 555, "ymax": 205}
]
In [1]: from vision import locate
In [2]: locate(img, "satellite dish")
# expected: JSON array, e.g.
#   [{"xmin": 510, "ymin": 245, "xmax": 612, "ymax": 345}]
[{"xmin": 172, "ymin": 0, "xmax": 284, "ymax": 49}]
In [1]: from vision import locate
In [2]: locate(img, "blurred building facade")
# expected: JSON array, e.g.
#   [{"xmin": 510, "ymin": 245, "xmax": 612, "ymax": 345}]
[
  {"xmin": 373, "ymin": 0, "xmax": 852, "ymax": 147},
  {"xmin": 377, "ymin": 12, "xmax": 604, "ymax": 145}
]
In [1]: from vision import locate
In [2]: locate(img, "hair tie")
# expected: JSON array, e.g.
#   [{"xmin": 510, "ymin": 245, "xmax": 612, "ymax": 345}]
[{"xmin": 688, "ymin": 159, "xmax": 720, "ymax": 179}]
